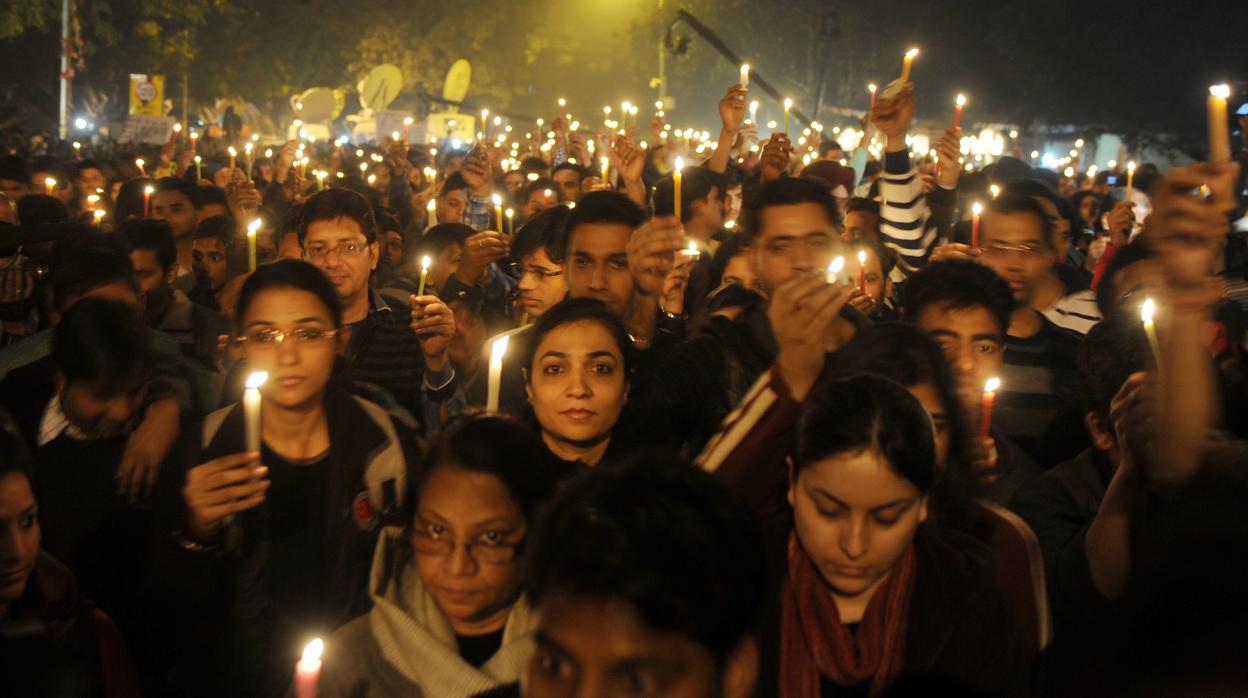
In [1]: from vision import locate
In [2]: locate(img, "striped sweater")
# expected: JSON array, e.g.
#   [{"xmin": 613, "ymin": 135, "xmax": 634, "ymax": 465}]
[{"xmin": 879, "ymin": 150, "xmax": 945, "ymax": 282}]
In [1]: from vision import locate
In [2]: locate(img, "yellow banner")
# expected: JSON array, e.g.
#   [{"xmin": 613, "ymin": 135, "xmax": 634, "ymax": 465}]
[{"xmin": 129, "ymin": 74, "xmax": 165, "ymax": 116}]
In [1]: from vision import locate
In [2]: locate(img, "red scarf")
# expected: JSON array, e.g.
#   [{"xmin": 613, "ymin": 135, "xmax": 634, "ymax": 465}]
[{"xmin": 780, "ymin": 533, "xmax": 917, "ymax": 698}]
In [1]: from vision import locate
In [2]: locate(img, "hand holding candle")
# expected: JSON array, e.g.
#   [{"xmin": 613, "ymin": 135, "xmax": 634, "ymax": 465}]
[
  {"xmin": 487, "ymin": 335, "xmax": 510, "ymax": 413},
  {"xmin": 294, "ymin": 637, "xmax": 323, "ymax": 698},
  {"xmin": 979, "ymin": 377, "xmax": 1000, "ymax": 438}
]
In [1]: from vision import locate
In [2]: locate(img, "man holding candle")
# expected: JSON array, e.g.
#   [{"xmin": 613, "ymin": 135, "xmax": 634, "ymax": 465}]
[{"xmin": 845, "ymin": 240, "xmax": 898, "ymax": 321}]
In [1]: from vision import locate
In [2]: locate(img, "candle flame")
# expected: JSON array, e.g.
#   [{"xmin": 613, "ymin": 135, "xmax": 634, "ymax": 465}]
[
  {"xmin": 868, "ymin": 83, "xmax": 877, "ymax": 94},
  {"xmin": 144, "ymin": 185, "xmax": 155, "ymax": 195},
  {"xmin": 244, "ymin": 142, "xmax": 253, "ymax": 153},
  {"xmin": 1141, "ymin": 298, "xmax": 1155, "ymax": 324},
  {"xmin": 989, "ymin": 185, "xmax": 1000, "ymax": 199},
  {"xmin": 404, "ymin": 116, "xmax": 414, "ymax": 126},
  {"xmin": 505, "ymin": 208, "xmax": 514, "ymax": 218},
  {"xmin": 301, "ymin": 638, "xmax": 324, "ymax": 664},
  {"xmin": 1209, "ymin": 84, "xmax": 1231, "ymax": 99},
  {"xmin": 955, "ymin": 94, "xmax": 967, "ymax": 107},
  {"xmin": 490, "ymin": 334, "xmax": 510, "ymax": 362},
  {"xmin": 783, "ymin": 98, "xmax": 793, "ymax": 110},
  {"xmin": 829, "ymin": 256, "xmax": 845, "ymax": 274},
  {"xmin": 45, "ymin": 176, "xmax": 56, "ymax": 188},
  {"xmin": 420, "ymin": 255, "xmax": 431, "ymax": 271},
  {"xmin": 194, "ymin": 155, "xmax": 202, "ymax": 163},
  {"xmin": 558, "ymin": 98, "xmax": 566, "ymax": 107},
  {"xmin": 245, "ymin": 371, "xmax": 269, "ymax": 389},
  {"xmin": 857, "ymin": 250, "xmax": 867, "ymax": 265},
  {"xmin": 905, "ymin": 47, "xmax": 920, "ymax": 59},
  {"xmin": 247, "ymin": 218, "xmax": 261, "ymax": 234},
  {"xmin": 984, "ymin": 377, "xmax": 1000, "ymax": 393},
  {"xmin": 674, "ymin": 156, "xmax": 684, "ymax": 172},
  {"xmin": 135, "ymin": 158, "xmax": 145, "ymax": 168},
  {"xmin": 427, "ymin": 199, "xmax": 437, "ymax": 211},
  {"xmin": 172, "ymin": 123, "xmax": 182, "ymax": 133},
  {"xmin": 491, "ymin": 193, "xmax": 502, "ymax": 206},
  {"xmin": 94, "ymin": 209, "xmax": 105, "ymax": 220},
  {"xmin": 1126, "ymin": 161, "xmax": 1136, "ymax": 172},
  {"xmin": 228, "ymin": 146, "xmax": 237, "ymax": 156},
  {"xmin": 972, "ymin": 202, "xmax": 983, "ymax": 215}
]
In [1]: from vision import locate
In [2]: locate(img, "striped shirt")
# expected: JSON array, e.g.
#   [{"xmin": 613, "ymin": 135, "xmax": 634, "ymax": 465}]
[
  {"xmin": 995, "ymin": 316, "xmax": 1083, "ymax": 454},
  {"xmin": 879, "ymin": 150, "xmax": 941, "ymax": 282},
  {"xmin": 1042, "ymin": 290, "xmax": 1102, "ymax": 335}
]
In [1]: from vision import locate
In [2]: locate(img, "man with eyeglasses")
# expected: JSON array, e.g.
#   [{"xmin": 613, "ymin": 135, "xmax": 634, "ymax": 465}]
[{"xmin": 297, "ymin": 189, "xmax": 458, "ymax": 430}]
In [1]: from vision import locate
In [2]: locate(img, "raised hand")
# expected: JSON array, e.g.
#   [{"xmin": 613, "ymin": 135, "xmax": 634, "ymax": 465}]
[
  {"xmin": 183, "ymin": 452, "xmax": 270, "ymax": 541},
  {"xmin": 409, "ymin": 295, "xmax": 455, "ymax": 370},
  {"xmin": 456, "ymin": 231, "xmax": 510, "ymax": 286},
  {"xmin": 626, "ymin": 216, "xmax": 685, "ymax": 297},
  {"xmin": 718, "ymin": 84, "xmax": 748, "ymax": 134},
  {"xmin": 935, "ymin": 126, "xmax": 963, "ymax": 189},
  {"xmin": 760, "ymin": 134, "xmax": 793, "ymax": 183},
  {"xmin": 769, "ymin": 272, "xmax": 853, "ymax": 400},
  {"xmin": 871, "ymin": 82, "xmax": 915, "ymax": 146}
]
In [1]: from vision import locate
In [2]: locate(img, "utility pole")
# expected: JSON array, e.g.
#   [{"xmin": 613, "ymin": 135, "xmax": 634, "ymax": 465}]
[{"xmin": 58, "ymin": 0, "xmax": 70, "ymax": 140}]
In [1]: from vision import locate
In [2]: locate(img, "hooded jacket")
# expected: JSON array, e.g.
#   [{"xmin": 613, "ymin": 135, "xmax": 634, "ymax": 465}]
[{"xmin": 318, "ymin": 526, "xmax": 537, "ymax": 698}]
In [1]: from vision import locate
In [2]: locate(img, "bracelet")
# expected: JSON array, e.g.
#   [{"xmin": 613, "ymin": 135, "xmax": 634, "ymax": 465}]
[{"xmin": 172, "ymin": 529, "xmax": 221, "ymax": 553}]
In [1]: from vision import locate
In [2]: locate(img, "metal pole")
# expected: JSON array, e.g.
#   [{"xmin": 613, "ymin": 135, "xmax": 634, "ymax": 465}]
[
  {"xmin": 657, "ymin": 0, "xmax": 667, "ymax": 107},
  {"xmin": 58, "ymin": 0, "xmax": 70, "ymax": 140}
]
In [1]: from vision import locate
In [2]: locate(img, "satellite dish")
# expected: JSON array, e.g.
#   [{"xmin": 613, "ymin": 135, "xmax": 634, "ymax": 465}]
[
  {"xmin": 442, "ymin": 59, "xmax": 472, "ymax": 106},
  {"xmin": 359, "ymin": 64, "xmax": 403, "ymax": 111},
  {"xmin": 293, "ymin": 87, "xmax": 336, "ymax": 122}
]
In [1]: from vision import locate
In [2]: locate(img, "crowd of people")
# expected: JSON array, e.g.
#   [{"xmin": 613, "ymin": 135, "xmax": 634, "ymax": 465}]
[{"xmin": 1, "ymin": 74, "xmax": 1247, "ymax": 698}]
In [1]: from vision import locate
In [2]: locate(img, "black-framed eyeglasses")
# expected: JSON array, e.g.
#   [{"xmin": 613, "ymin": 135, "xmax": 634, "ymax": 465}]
[
  {"xmin": 410, "ymin": 520, "xmax": 523, "ymax": 565},
  {"xmin": 303, "ymin": 241, "xmax": 370, "ymax": 261}
]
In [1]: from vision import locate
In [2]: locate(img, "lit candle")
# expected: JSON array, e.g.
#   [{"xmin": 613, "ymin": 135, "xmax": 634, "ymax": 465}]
[
  {"xmin": 952, "ymin": 94, "xmax": 967, "ymax": 130},
  {"xmin": 247, "ymin": 218, "xmax": 261, "ymax": 271},
  {"xmin": 600, "ymin": 156, "xmax": 610, "ymax": 185},
  {"xmin": 227, "ymin": 146, "xmax": 237, "ymax": 172},
  {"xmin": 620, "ymin": 102, "xmax": 631, "ymax": 130},
  {"xmin": 970, "ymin": 202, "xmax": 984, "ymax": 249},
  {"xmin": 189, "ymin": 130, "xmax": 199, "ymax": 152},
  {"xmin": 989, "ymin": 184, "xmax": 1000, "ymax": 199},
  {"xmin": 294, "ymin": 637, "xmax": 323, "ymax": 698},
  {"xmin": 505, "ymin": 208, "xmax": 514, "ymax": 236},
  {"xmin": 426, "ymin": 198, "xmax": 437, "ymax": 227},
  {"xmin": 135, "ymin": 158, "xmax": 147, "ymax": 176},
  {"xmin": 682, "ymin": 241, "xmax": 700, "ymax": 258},
  {"xmin": 979, "ymin": 377, "xmax": 1000, "ymax": 438},
  {"xmin": 1141, "ymin": 298, "xmax": 1162, "ymax": 366},
  {"xmin": 739, "ymin": 63, "xmax": 750, "ymax": 88},
  {"xmin": 44, "ymin": 177, "xmax": 55, "ymax": 195},
  {"xmin": 93, "ymin": 209, "xmax": 106, "ymax": 226},
  {"xmin": 316, "ymin": 170, "xmax": 327, "ymax": 191},
  {"xmin": 826, "ymin": 255, "xmax": 845, "ymax": 285},
  {"xmin": 749, "ymin": 100, "xmax": 759, "ymax": 123},
  {"xmin": 857, "ymin": 249, "xmax": 867, "ymax": 294},
  {"xmin": 367, "ymin": 173, "xmax": 377, "ymax": 187},
  {"xmin": 143, "ymin": 185, "xmax": 154, "ymax": 218},
  {"xmin": 783, "ymin": 98, "xmax": 793, "ymax": 136},
  {"xmin": 244, "ymin": 371, "xmax": 268, "ymax": 454},
  {"xmin": 487, "ymin": 335, "xmax": 510, "ymax": 414},
  {"xmin": 194, "ymin": 155, "xmax": 202, "ymax": 180},
  {"xmin": 1125, "ymin": 161, "xmax": 1136, "ymax": 201},
  {"xmin": 673, "ymin": 157, "xmax": 684, "ymax": 222},
  {"xmin": 244, "ymin": 143, "xmax": 255, "ymax": 180},
  {"xmin": 558, "ymin": 97, "xmax": 567, "ymax": 121},
  {"xmin": 868, "ymin": 83, "xmax": 877, "ymax": 112},
  {"xmin": 492, "ymin": 193, "xmax": 504, "ymax": 232},
  {"xmin": 1208, "ymin": 83, "xmax": 1231, "ymax": 162},
  {"xmin": 72, "ymin": 141, "xmax": 82, "ymax": 158},
  {"xmin": 900, "ymin": 47, "xmax": 920, "ymax": 83}
]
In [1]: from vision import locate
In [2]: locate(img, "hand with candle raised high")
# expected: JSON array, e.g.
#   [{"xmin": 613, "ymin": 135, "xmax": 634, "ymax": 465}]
[
  {"xmin": 626, "ymin": 216, "xmax": 685, "ymax": 297},
  {"xmin": 613, "ymin": 137, "xmax": 645, "ymax": 184},
  {"xmin": 759, "ymin": 134, "xmax": 793, "ymax": 183},
  {"xmin": 935, "ymin": 127, "xmax": 963, "ymax": 189},
  {"xmin": 183, "ymin": 452, "xmax": 271, "ymax": 541},
  {"xmin": 409, "ymin": 295, "xmax": 455, "ymax": 371},
  {"xmin": 1150, "ymin": 161, "xmax": 1239, "ymax": 293},
  {"xmin": 459, "ymin": 145, "xmax": 494, "ymax": 198},
  {"xmin": 659, "ymin": 253, "xmax": 698, "ymax": 317},
  {"xmin": 718, "ymin": 84, "xmax": 748, "ymax": 135},
  {"xmin": 272, "ymin": 140, "xmax": 298, "ymax": 184},
  {"xmin": 456, "ymin": 231, "xmax": 510, "ymax": 286},
  {"xmin": 847, "ymin": 288, "xmax": 876, "ymax": 317},
  {"xmin": 769, "ymin": 272, "xmax": 854, "ymax": 401},
  {"xmin": 1102, "ymin": 199, "xmax": 1136, "ymax": 249},
  {"xmin": 227, "ymin": 176, "xmax": 261, "ymax": 220},
  {"xmin": 871, "ymin": 82, "xmax": 915, "ymax": 151}
]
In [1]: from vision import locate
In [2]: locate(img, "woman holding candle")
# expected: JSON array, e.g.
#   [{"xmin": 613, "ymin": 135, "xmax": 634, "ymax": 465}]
[
  {"xmin": 173, "ymin": 259, "xmax": 414, "ymax": 697},
  {"xmin": 317, "ymin": 415, "xmax": 556, "ymax": 697}
]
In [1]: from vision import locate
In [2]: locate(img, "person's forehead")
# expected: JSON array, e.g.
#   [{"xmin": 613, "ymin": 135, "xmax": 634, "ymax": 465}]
[
  {"xmin": 538, "ymin": 594, "xmax": 711, "ymax": 665},
  {"xmin": 917, "ymin": 302, "xmax": 1000, "ymax": 335},
  {"xmin": 569, "ymin": 222, "xmax": 631, "ymax": 254},
  {"xmin": 757, "ymin": 202, "xmax": 835, "ymax": 237},
  {"xmin": 0, "ymin": 472, "xmax": 36, "ymax": 516},
  {"xmin": 192, "ymin": 237, "xmax": 226, "ymax": 252},
  {"xmin": 130, "ymin": 248, "xmax": 161, "ymax": 266},
  {"xmin": 305, "ymin": 216, "xmax": 365, "ymax": 241},
  {"xmin": 984, "ymin": 210, "xmax": 1045, "ymax": 242}
]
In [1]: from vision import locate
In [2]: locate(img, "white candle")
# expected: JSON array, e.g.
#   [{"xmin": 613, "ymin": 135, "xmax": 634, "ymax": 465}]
[
  {"xmin": 294, "ymin": 637, "xmax": 323, "ymax": 698},
  {"xmin": 739, "ymin": 63, "xmax": 750, "ymax": 88},
  {"xmin": 487, "ymin": 335, "xmax": 510, "ymax": 413},
  {"xmin": 135, "ymin": 158, "xmax": 146, "ymax": 176},
  {"xmin": 901, "ymin": 47, "xmax": 920, "ymax": 83},
  {"xmin": 426, "ymin": 198, "xmax": 437, "ymax": 227},
  {"xmin": 682, "ymin": 241, "xmax": 700, "ymax": 258},
  {"xmin": 1125, "ymin": 161, "xmax": 1136, "ymax": 201},
  {"xmin": 1141, "ymin": 298, "xmax": 1162, "ymax": 366},
  {"xmin": 243, "ymin": 371, "xmax": 268, "ymax": 453},
  {"xmin": 826, "ymin": 256, "xmax": 846, "ymax": 285},
  {"xmin": 417, "ymin": 255, "xmax": 431, "ymax": 296}
]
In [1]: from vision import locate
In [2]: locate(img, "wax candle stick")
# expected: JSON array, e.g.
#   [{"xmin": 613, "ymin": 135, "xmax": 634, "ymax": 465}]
[
  {"xmin": 739, "ymin": 63, "xmax": 750, "ymax": 88},
  {"xmin": 868, "ymin": 84, "xmax": 877, "ymax": 112},
  {"xmin": 294, "ymin": 638, "xmax": 323, "ymax": 698},
  {"xmin": 143, "ymin": 185, "xmax": 154, "ymax": 218},
  {"xmin": 135, "ymin": 158, "xmax": 147, "ymax": 176},
  {"xmin": 953, "ymin": 94, "xmax": 967, "ymax": 130},
  {"xmin": 673, "ymin": 157, "xmax": 684, "ymax": 222},
  {"xmin": 857, "ymin": 249, "xmax": 867, "ymax": 294},
  {"xmin": 505, "ymin": 208, "xmax": 514, "ymax": 236},
  {"xmin": 244, "ymin": 142, "xmax": 254, "ymax": 180},
  {"xmin": 487, "ymin": 335, "xmax": 510, "ymax": 413},
  {"xmin": 979, "ymin": 377, "xmax": 1000, "ymax": 438},
  {"xmin": 244, "ymin": 371, "xmax": 268, "ymax": 453},
  {"xmin": 44, "ymin": 177, "xmax": 55, "ymax": 195},
  {"xmin": 1141, "ymin": 298, "xmax": 1162, "ymax": 366},
  {"xmin": 1208, "ymin": 84, "xmax": 1231, "ymax": 162},
  {"xmin": 971, "ymin": 202, "xmax": 983, "ymax": 249},
  {"xmin": 316, "ymin": 171, "xmax": 327, "ymax": 191},
  {"xmin": 901, "ymin": 47, "xmax": 920, "ymax": 82},
  {"xmin": 72, "ymin": 141, "xmax": 82, "ymax": 159},
  {"xmin": 826, "ymin": 256, "xmax": 845, "ymax": 285},
  {"xmin": 492, "ymin": 193, "xmax": 503, "ymax": 232},
  {"xmin": 403, "ymin": 116, "xmax": 414, "ymax": 143},
  {"xmin": 426, "ymin": 198, "xmax": 437, "ymax": 227},
  {"xmin": 682, "ymin": 241, "xmax": 700, "ymax": 258},
  {"xmin": 749, "ymin": 100, "xmax": 759, "ymax": 124},
  {"xmin": 247, "ymin": 218, "xmax": 261, "ymax": 272},
  {"xmin": 1125, "ymin": 161, "xmax": 1136, "ymax": 201},
  {"xmin": 417, "ymin": 256, "xmax": 431, "ymax": 296},
  {"xmin": 600, "ymin": 155, "xmax": 610, "ymax": 186},
  {"xmin": 194, "ymin": 155, "xmax": 202, "ymax": 181},
  {"xmin": 93, "ymin": 209, "xmax": 105, "ymax": 226},
  {"xmin": 227, "ymin": 147, "xmax": 237, "ymax": 173},
  {"xmin": 783, "ymin": 99, "xmax": 793, "ymax": 136}
]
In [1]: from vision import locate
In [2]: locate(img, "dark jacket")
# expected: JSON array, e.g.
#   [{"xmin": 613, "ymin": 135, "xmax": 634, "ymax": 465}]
[
  {"xmin": 755, "ymin": 526, "xmax": 1028, "ymax": 698},
  {"xmin": 151, "ymin": 388, "xmax": 414, "ymax": 698}
]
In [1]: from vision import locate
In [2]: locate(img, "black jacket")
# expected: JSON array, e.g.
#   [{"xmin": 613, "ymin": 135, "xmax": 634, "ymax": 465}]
[
  {"xmin": 150, "ymin": 388, "xmax": 415, "ymax": 697},
  {"xmin": 755, "ymin": 525, "xmax": 1029, "ymax": 698}
]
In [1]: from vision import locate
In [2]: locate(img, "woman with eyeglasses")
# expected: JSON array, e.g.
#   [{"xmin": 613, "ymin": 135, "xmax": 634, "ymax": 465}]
[
  {"xmin": 166, "ymin": 259, "xmax": 415, "ymax": 697},
  {"xmin": 317, "ymin": 415, "xmax": 556, "ymax": 697}
]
